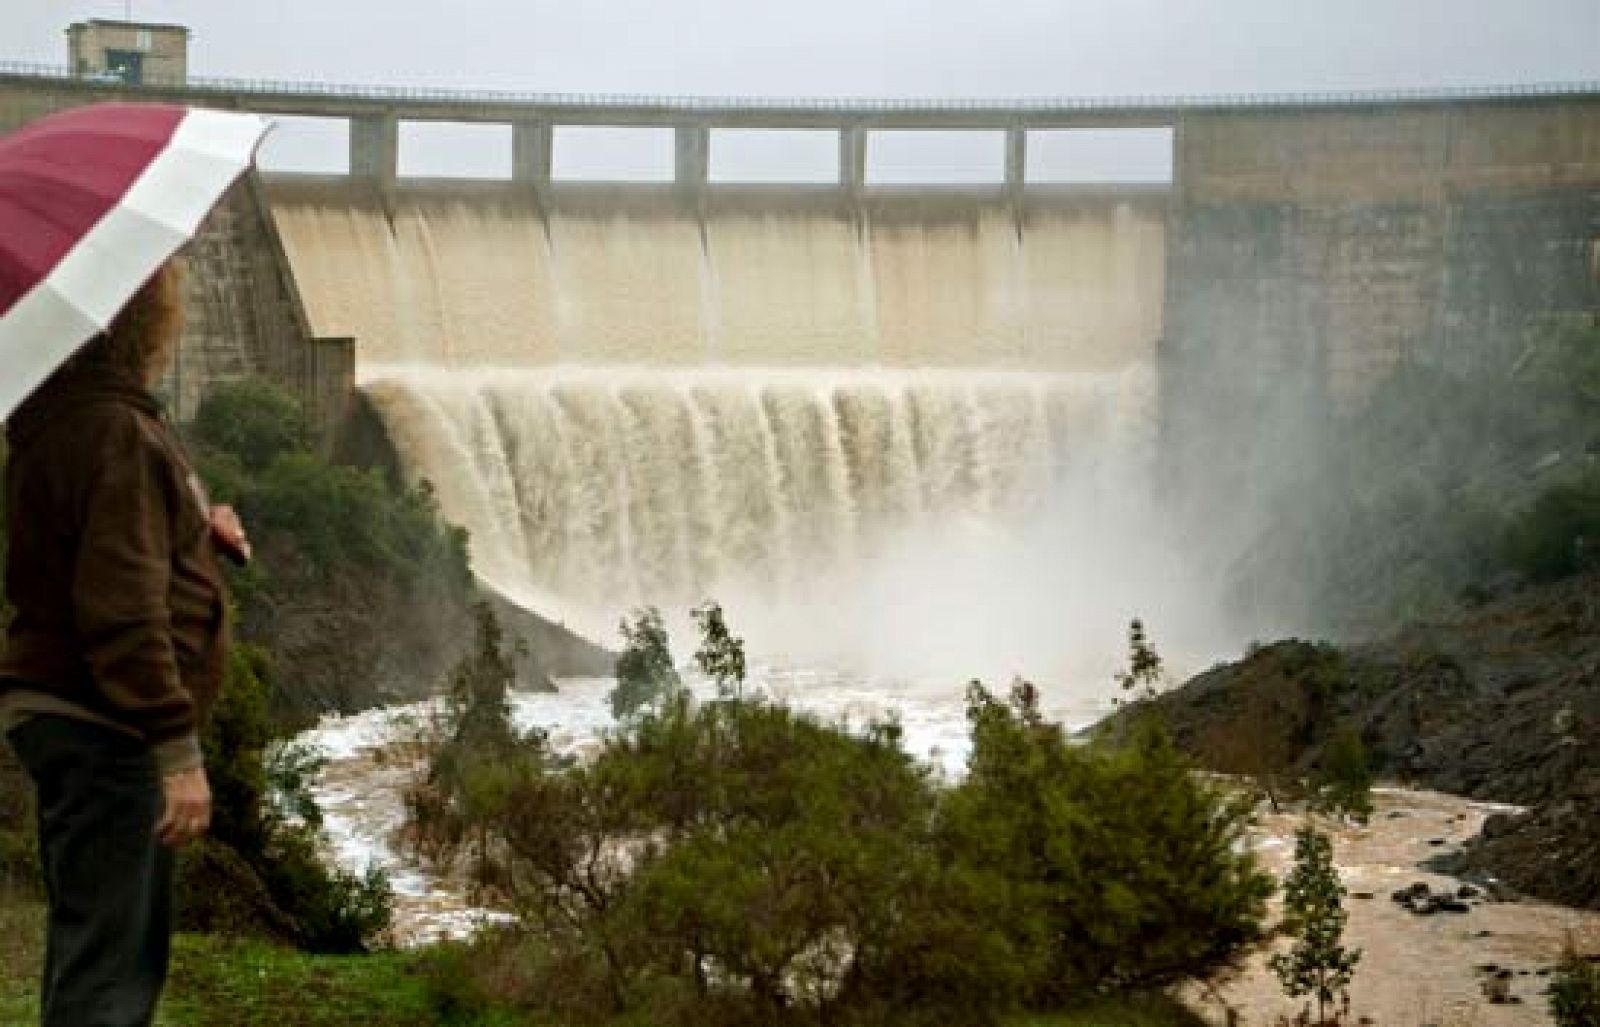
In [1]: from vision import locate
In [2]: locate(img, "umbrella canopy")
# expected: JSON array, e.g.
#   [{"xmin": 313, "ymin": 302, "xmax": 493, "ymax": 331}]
[{"xmin": 0, "ymin": 102, "xmax": 271, "ymax": 418}]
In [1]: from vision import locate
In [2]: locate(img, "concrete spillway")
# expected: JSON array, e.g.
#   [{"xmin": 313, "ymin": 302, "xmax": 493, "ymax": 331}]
[
  {"xmin": 267, "ymin": 181, "xmax": 1171, "ymax": 671},
  {"xmin": 268, "ymin": 182, "xmax": 1165, "ymax": 371}
]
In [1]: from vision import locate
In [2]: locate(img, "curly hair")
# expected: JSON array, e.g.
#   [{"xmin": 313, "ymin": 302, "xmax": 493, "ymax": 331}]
[{"xmin": 73, "ymin": 260, "xmax": 186, "ymax": 384}]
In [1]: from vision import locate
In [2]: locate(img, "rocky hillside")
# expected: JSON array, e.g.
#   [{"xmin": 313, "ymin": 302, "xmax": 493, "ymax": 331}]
[{"xmin": 1130, "ymin": 570, "xmax": 1600, "ymax": 908}]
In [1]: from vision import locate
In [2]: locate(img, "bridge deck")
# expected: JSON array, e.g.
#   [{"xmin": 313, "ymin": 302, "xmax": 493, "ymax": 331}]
[{"xmin": 3, "ymin": 59, "xmax": 1598, "ymax": 127}]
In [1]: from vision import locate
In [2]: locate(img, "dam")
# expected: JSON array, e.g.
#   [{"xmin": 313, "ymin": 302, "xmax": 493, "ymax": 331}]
[
  {"xmin": 265, "ymin": 176, "xmax": 1165, "ymax": 645},
  {"xmin": 3, "ymin": 45, "xmax": 1599, "ymax": 670}
]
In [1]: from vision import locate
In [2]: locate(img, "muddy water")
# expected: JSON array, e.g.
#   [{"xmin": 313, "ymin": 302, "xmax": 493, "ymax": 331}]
[
  {"xmin": 301, "ymin": 689, "xmax": 1599, "ymax": 1022},
  {"xmin": 1188, "ymin": 789, "xmax": 1600, "ymax": 1026}
]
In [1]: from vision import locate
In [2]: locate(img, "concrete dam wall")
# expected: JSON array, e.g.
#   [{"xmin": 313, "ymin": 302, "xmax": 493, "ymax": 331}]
[{"xmin": 266, "ymin": 180, "xmax": 1167, "ymax": 372}]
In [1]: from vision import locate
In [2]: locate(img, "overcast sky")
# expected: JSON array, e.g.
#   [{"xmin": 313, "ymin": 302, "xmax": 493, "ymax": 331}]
[{"xmin": 7, "ymin": 1, "xmax": 1600, "ymax": 181}]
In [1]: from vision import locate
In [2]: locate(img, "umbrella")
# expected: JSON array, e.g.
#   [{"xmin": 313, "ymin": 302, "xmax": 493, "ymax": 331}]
[{"xmin": 0, "ymin": 102, "xmax": 271, "ymax": 417}]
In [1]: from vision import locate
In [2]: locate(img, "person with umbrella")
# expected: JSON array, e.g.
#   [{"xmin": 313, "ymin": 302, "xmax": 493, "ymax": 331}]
[{"xmin": 0, "ymin": 103, "xmax": 269, "ymax": 1026}]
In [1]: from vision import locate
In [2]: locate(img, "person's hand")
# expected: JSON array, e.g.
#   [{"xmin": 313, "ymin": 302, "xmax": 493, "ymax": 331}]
[
  {"xmin": 209, "ymin": 504, "xmax": 252, "ymax": 565},
  {"xmin": 158, "ymin": 767, "xmax": 212, "ymax": 847}
]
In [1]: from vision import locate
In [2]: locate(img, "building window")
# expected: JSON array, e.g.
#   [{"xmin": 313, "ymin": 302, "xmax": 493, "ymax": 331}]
[{"xmin": 104, "ymin": 49, "xmax": 144, "ymax": 84}]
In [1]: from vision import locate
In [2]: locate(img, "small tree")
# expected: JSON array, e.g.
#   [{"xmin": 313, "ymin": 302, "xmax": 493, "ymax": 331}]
[
  {"xmin": 1114, "ymin": 617, "xmax": 1165, "ymax": 703},
  {"xmin": 692, "ymin": 600, "xmax": 747, "ymax": 700},
  {"xmin": 1271, "ymin": 826, "xmax": 1361, "ymax": 1025},
  {"xmin": 610, "ymin": 607, "xmax": 682, "ymax": 721},
  {"xmin": 1549, "ymin": 935, "xmax": 1600, "ymax": 1027},
  {"xmin": 1311, "ymin": 728, "xmax": 1374, "ymax": 823}
]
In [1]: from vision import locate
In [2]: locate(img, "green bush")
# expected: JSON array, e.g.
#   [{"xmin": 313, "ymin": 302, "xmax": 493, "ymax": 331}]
[
  {"xmin": 407, "ymin": 610, "xmax": 1273, "ymax": 1024},
  {"xmin": 1310, "ymin": 727, "xmax": 1375, "ymax": 822},
  {"xmin": 488, "ymin": 695, "xmax": 1013, "ymax": 1025},
  {"xmin": 181, "ymin": 643, "xmax": 393, "ymax": 952},
  {"xmin": 1549, "ymin": 939, "xmax": 1600, "ymax": 1027},
  {"xmin": 609, "ymin": 607, "xmax": 682, "ymax": 722},
  {"xmin": 944, "ymin": 682, "xmax": 1273, "ymax": 1005},
  {"xmin": 405, "ymin": 602, "xmax": 546, "ymax": 893},
  {"xmin": 186, "ymin": 377, "xmax": 475, "ymax": 721},
  {"xmin": 193, "ymin": 378, "xmax": 313, "ymax": 473}
]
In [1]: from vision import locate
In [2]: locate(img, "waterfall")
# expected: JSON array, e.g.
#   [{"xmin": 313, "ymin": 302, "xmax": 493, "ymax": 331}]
[
  {"xmin": 267, "ymin": 184, "xmax": 1190, "ymax": 678},
  {"xmin": 363, "ymin": 366, "xmax": 1156, "ymax": 653}
]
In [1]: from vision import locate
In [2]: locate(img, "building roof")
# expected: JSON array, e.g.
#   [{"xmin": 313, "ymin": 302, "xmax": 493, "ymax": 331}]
[{"xmin": 66, "ymin": 20, "xmax": 192, "ymax": 36}]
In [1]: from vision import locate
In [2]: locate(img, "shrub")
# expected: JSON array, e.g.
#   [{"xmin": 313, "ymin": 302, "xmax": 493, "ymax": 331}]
[
  {"xmin": 610, "ymin": 607, "xmax": 682, "ymax": 722},
  {"xmin": 1310, "ymin": 728, "xmax": 1374, "ymax": 823},
  {"xmin": 181, "ymin": 643, "xmax": 393, "ymax": 952},
  {"xmin": 1549, "ymin": 937, "xmax": 1600, "ymax": 1027},
  {"xmin": 186, "ymin": 378, "xmax": 475, "ymax": 721},
  {"xmin": 943, "ymin": 682, "xmax": 1273, "ymax": 1005},
  {"xmin": 193, "ymin": 378, "xmax": 312, "ymax": 472},
  {"xmin": 489, "ymin": 695, "xmax": 1015, "ymax": 1025},
  {"xmin": 1114, "ymin": 618, "xmax": 1166, "ymax": 702},
  {"xmin": 405, "ymin": 608, "xmax": 1275, "ymax": 1024},
  {"xmin": 405, "ymin": 602, "xmax": 547, "ymax": 893}
]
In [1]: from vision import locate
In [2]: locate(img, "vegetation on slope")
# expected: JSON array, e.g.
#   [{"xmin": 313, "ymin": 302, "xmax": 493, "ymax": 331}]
[
  {"xmin": 190, "ymin": 378, "xmax": 477, "ymax": 721},
  {"xmin": 1232, "ymin": 317, "xmax": 1599, "ymax": 634}
]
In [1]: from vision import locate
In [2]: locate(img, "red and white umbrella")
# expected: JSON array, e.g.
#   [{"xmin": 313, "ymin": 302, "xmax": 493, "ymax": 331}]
[{"xmin": 0, "ymin": 102, "xmax": 271, "ymax": 417}]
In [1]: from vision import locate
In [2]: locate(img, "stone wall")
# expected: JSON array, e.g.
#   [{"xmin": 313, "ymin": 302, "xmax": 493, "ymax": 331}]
[
  {"xmin": 1160, "ymin": 98, "xmax": 1600, "ymax": 520},
  {"xmin": 1167, "ymin": 98, "xmax": 1600, "ymax": 405}
]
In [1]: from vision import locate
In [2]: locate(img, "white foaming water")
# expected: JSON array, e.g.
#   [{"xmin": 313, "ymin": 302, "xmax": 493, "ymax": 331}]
[
  {"xmin": 266, "ymin": 184, "xmax": 1200, "ymax": 687},
  {"xmin": 359, "ymin": 363, "xmax": 1216, "ymax": 688}
]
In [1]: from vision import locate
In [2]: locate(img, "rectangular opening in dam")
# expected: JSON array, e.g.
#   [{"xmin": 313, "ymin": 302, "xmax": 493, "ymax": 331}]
[
  {"xmin": 867, "ymin": 130, "xmax": 1006, "ymax": 185},
  {"xmin": 1026, "ymin": 127, "xmax": 1174, "ymax": 184},
  {"xmin": 397, "ymin": 121, "xmax": 513, "ymax": 180},
  {"xmin": 257, "ymin": 115, "xmax": 350, "ymax": 175},
  {"xmin": 709, "ymin": 129, "xmax": 838, "ymax": 184},
  {"xmin": 553, "ymin": 126, "xmax": 676, "ymax": 182}
]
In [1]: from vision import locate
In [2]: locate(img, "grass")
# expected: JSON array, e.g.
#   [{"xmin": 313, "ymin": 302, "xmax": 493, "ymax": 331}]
[
  {"xmin": 1, "ymin": 896, "xmax": 1203, "ymax": 1026},
  {"xmin": 1, "ymin": 898, "xmax": 441, "ymax": 1027}
]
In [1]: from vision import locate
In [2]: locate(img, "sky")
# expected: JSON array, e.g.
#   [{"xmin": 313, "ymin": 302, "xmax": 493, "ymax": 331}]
[{"xmin": 6, "ymin": 1, "xmax": 1600, "ymax": 180}]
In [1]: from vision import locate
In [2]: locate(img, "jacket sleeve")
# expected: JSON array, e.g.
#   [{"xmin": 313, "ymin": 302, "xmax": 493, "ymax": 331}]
[{"xmin": 69, "ymin": 409, "xmax": 201, "ymax": 772}]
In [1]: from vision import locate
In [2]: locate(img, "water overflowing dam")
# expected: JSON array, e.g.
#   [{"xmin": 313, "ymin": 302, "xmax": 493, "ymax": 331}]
[
  {"xmin": 269, "ymin": 183, "xmax": 1165, "ymax": 370},
  {"xmin": 268, "ymin": 180, "xmax": 1172, "ymax": 672}
]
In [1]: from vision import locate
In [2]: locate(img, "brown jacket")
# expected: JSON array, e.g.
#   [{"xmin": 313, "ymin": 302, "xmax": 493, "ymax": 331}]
[{"xmin": 1, "ymin": 363, "xmax": 228, "ymax": 772}]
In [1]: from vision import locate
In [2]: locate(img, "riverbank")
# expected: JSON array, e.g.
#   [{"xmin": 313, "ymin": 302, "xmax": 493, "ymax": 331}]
[
  {"xmin": 1127, "ymin": 570, "xmax": 1600, "ymax": 911},
  {"xmin": 1187, "ymin": 789, "xmax": 1600, "ymax": 1025},
  {"xmin": 294, "ymin": 667, "xmax": 1599, "ymax": 1024}
]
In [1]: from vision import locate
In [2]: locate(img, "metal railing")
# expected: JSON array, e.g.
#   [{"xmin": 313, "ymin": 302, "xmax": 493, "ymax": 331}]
[{"xmin": 2, "ymin": 58, "xmax": 1598, "ymax": 115}]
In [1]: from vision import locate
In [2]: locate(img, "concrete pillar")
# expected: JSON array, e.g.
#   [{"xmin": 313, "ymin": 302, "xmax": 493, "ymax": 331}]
[
  {"xmin": 840, "ymin": 125, "xmax": 867, "ymax": 195},
  {"xmin": 350, "ymin": 113, "xmax": 397, "ymax": 185},
  {"xmin": 1005, "ymin": 127, "xmax": 1027, "ymax": 200},
  {"xmin": 512, "ymin": 120, "xmax": 553, "ymax": 189},
  {"xmin": 675, "ymin": 124, "xmax": 709, "ymax": 190}
]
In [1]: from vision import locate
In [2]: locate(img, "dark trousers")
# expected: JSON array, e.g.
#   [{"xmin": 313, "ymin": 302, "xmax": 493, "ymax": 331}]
[{"xmin": 7, "ymin": 715, "xmax": 173, "ymax": 1027}]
